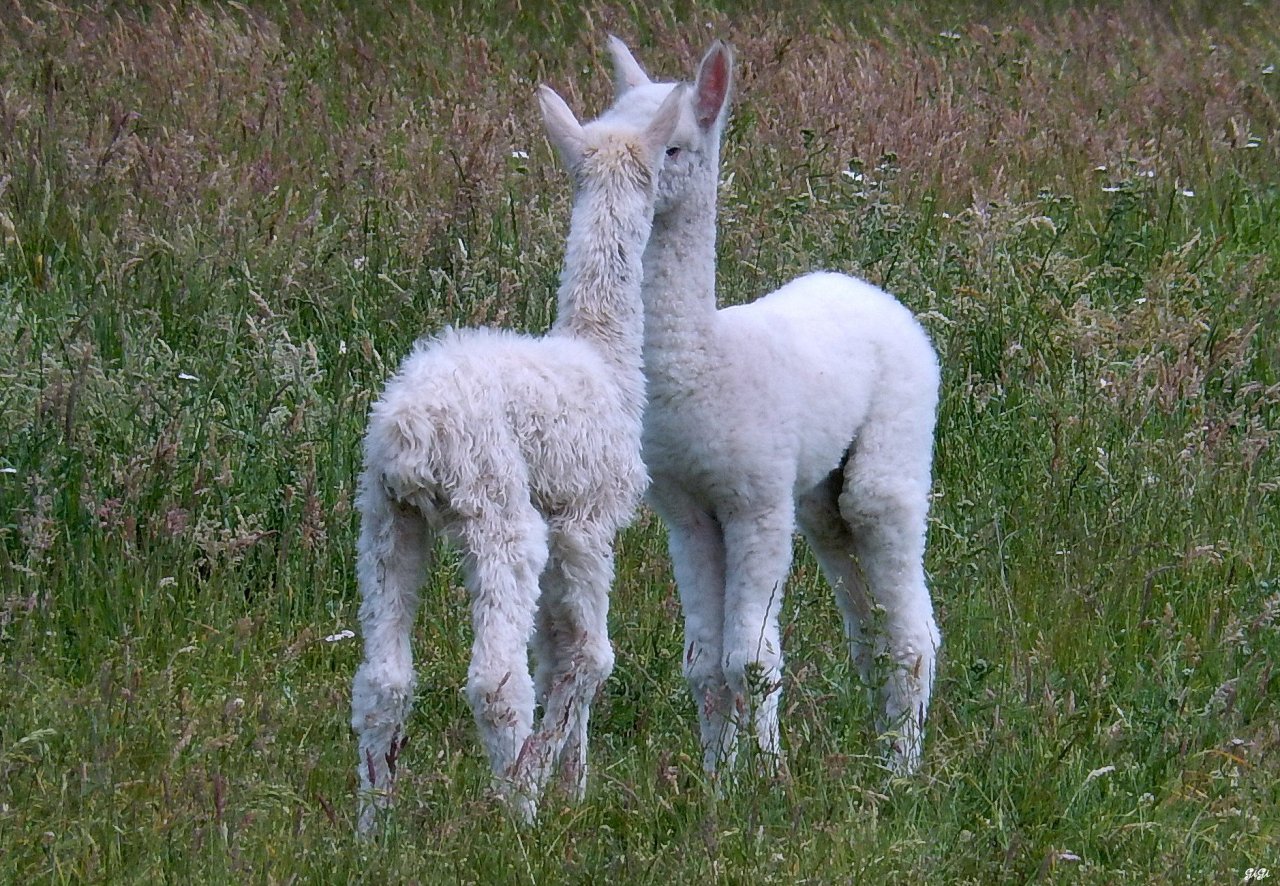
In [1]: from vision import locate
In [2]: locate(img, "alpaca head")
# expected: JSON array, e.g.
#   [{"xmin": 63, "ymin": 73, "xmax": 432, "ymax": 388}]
[
  {"xmin": 599, "ymin": 36, "xmax": 733, "ymax": 218},
  {"xmin": 538, "ymin": 82, "xmax": 685, "ymax": 205}
]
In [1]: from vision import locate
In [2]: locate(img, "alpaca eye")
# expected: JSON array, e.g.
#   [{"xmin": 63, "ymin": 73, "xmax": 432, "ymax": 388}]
[{"xmin": 665, "ymin": 146, "xmax": 681, "ymax": 158}]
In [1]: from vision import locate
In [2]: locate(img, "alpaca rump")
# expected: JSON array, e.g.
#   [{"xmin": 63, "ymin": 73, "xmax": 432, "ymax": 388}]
[
  {"xmin": 599, "ymin": 38, "xmax": 942, "ymax": 777},
  {"xmin": 351, "ymin": 84, "xmax": 683, "ymax": 828}
]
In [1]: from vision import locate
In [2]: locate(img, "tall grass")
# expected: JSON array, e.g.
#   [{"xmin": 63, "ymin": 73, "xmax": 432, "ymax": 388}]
[{"xmin": 1, "ymin": 1, "xmax": 1277, "ymax": 882}]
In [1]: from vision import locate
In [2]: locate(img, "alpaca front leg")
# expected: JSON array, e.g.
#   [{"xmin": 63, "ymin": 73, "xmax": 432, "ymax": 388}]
[
  {"xmin": 531, "ymin": 565, "xmax": 573, "ymax": 794},
  {"xmin": 351, "ymin": 492, "xmax": 430, "ymax": 833},
  {"xmin": 530, "ymin": 530, "xmax": 617, "ymax": 802},
  {"xmin": 659, "ymin": 501, "xmax": 734, "ymax": 776},
  {"xmin": 721, "ymin": 507, "xmax": 794, "ymax": 775},
  {"xmin": 527, "ymin": 558, "xmax": 582, "ymax": 801}
]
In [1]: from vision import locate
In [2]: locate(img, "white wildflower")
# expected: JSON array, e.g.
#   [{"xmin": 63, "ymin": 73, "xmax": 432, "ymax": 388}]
[{"xmin": 1085, "ymin": 765, "xmax": 1116, "ymax": 783}]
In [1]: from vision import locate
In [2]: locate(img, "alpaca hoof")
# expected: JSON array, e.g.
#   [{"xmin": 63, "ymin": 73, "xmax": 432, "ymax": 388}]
[
  {"xmin": 883, "ymin": 735, "xmax": 922, "ymax": 777},
  {"xmin": 512, "ymin": 793, "xmax": 538, "ymax": 825},
  {"xmin": 356, "ymin": 791, "xmax": 387, "ymax": 836},
  {"xmin": 494, "ymin": 782, "xmax": 538, "ymax": 825},
  {"xmin": 556, "ymin": 759, "xmax": 587, "ymax": 804}
]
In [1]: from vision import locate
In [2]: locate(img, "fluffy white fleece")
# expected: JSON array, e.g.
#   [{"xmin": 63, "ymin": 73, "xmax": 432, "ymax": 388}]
[
  {"xmin": 350, "ymin": 84, "xmax": 682, "ymax": 828},
  {"xmin": 600, "ymin": 38, "xmax": 942, "ymax": 776}
]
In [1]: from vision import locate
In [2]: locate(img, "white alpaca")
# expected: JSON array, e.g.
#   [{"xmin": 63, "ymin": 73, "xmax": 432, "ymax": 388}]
[
  {"xmin": 598, "ymin": 38, "xmax": 942, "ymax": 777},
  {"xmin": 350, "ymin": 84, "xmax": 684, "ymax": 827}
]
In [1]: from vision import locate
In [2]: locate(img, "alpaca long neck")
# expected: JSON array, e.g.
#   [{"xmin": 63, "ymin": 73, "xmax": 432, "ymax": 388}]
[
  {"xmin": 552, "ymin": 183, "xmax": 650, "ymax": 393},
  {"xmin": 641, "ymin": 183, "xmax": 718, "ymax": 382}
]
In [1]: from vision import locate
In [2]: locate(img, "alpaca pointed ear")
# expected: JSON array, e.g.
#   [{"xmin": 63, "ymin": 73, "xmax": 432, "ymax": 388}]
[
  {"xmin": 642, "ymin": 84, "xmax": 686, "ymax": 160},
  {"xmin": 538, "ymin": 85, "xmax": 585, "ymax": 168},
  {"xmin": 692, "ymin": 39, "xmax": 733, "ymax": 131},
  {"xmin": 607, "ymin": 34, "xmax": 652, "ymax": 96}
]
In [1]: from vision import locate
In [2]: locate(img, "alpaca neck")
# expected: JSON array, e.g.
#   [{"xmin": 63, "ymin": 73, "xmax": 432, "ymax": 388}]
[
  {"xmin": 641, "ymin": 182, "xmax": 718, "ymax": 381},
  {"xmin": 552, "ymin": 183, "xmax": 650, "ymax": 404}
]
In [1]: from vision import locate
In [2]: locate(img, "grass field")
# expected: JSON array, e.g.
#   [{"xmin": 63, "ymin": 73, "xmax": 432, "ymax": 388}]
[{"xmin": 2, "ymin": 1, "xmax": 1278, "ymax": 882}]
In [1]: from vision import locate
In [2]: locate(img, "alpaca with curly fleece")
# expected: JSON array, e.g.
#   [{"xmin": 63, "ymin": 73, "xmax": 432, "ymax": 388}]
[
  {"xmin": 599, "ymin": 38, "xmax": 942, "ymax": 777},
  {"xmin": 351, "ymin": 83, "xmax": 684, "ymax": 827}
]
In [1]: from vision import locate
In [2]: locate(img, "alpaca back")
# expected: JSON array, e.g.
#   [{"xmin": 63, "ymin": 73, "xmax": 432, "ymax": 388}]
[
  {"xmin": 714, "ymin": 272, "xmax": 939, "ymax": 494},
  {"xmin": 367, "ymin": 328, "xmax": 645, "ymax": 530}
]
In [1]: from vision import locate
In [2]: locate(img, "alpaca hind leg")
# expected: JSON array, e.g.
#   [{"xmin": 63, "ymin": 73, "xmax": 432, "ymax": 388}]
[
  {"xmin": 351, "ymin": 486, "xmax": 431, "ymax": 832},
  {"xmin": 461, "ymin": 502, "xmax": 548, "ymax": 820},
  {"xmin": 840, "ymin": 435, "xmax": 939, "ymax": 775},
  {"xmin": 527, "ymin": 525, "xmax": 616, "ymax": 802},
  {"xmin": 797, "ymin": 474, "xmax": 875, "ymax": 686},
  {"xmin": 721, "ymin": 503, "xmax": 794, "ymax": 775}
]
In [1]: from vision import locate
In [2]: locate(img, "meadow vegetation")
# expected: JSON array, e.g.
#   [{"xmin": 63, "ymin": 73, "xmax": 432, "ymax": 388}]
[{"xmin": 1, "ymin": 1, "xmax": 1277, "ymax": 881}]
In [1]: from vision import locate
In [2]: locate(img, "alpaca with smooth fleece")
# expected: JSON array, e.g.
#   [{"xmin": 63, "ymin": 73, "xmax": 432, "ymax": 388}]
[
  {"xmin": 350, "ymin": 84, "xmax": 683, "ymax": 828},
  {"xmin": 598, "ymin": 38, "xmax": 941, "ymax": 776}
]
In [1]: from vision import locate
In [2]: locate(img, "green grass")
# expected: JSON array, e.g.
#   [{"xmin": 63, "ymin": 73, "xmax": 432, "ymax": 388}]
[{"xmin": 2, "ymin": 1, "xmax": 1278, "ymax": 882}]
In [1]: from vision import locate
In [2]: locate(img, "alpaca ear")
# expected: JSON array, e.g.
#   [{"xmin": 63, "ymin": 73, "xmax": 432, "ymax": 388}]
[
  {"xmin": 607, "ymin": 34, "xmax": 652, "ymax": 96},
  {"xmin": 692, "ymin": 40, "xmax": 733, "ymax": 131},
  {"xmin": 538, "ymin": 85, "xmax": 585, "ymax": 168},
  {"xmin": 643, "ymin": 84, "xmax": 686, "ymax": 160}
]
